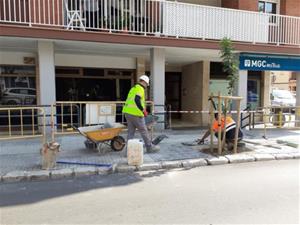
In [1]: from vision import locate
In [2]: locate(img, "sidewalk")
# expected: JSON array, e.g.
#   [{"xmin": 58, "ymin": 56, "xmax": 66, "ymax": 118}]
[{"xmin": 0, "ymin": 129, "xmax": 299, "ymax": 182}]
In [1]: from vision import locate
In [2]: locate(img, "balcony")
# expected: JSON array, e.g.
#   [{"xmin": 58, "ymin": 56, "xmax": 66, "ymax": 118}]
[{"xmin": 1, "ymin": 0, "xmax": 300, "ymax": 47}]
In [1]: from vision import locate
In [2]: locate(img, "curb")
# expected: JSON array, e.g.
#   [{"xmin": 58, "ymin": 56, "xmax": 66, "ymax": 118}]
[{"xmin": 1, "ymin": 153, "xmax": 299, "ymax": 183}]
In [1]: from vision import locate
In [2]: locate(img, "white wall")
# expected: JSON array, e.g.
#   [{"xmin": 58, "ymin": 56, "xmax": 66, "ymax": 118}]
[
  {"xmin": 0, "ymin": 51, "xmax": 136, "ymax": 69},
  {"xmin": 55, "ymin": 54, "xmax": 136, "ymax": 69},
  {"xmin": 0, "ymin": 51, "xmax": 36, "ymax": 65}
]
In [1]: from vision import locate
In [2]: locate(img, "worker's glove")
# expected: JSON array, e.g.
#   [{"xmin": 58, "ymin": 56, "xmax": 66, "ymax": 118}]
[{"xmin": 143, "ymin": 109, "xmax": 148, "ymax": 117}]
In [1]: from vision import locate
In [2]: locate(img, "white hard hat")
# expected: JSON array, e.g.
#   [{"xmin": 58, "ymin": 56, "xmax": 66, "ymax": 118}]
[{"xmin": 139, "ymin": 75, "xmax": 150, "ymax": 86}]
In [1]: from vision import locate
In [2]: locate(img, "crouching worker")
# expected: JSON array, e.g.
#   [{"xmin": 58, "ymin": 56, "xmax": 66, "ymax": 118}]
[
  {"xmin": 122, "ymin": 75, "xmax": 160, "ymax": 153},
  {"xmin": 197, "ymin": 113, "xmax": 243, "ymax": 149}
]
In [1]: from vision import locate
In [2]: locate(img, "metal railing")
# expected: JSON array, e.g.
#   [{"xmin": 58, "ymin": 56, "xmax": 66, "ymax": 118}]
[
  {"xmin": 0, "ymin": 106, "xmax": 46, "ymax": 141},
  {"xmin": 0, "ymin": 0, "xmax": 299, "ymax": 46},
  {"xmin": 53, "ymin": 101, "xmax": 155, "ymax": 135}
]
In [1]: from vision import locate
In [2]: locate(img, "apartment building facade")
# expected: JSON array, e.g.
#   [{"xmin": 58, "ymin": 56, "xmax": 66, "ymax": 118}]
[{"xmin": 0, "ymin": 0, "xmax": 299, "ymax": 127}]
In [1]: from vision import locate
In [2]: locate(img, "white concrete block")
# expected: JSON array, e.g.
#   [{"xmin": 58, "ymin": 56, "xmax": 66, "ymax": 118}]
[
  {"xmin": 206, "ymin": 157, "xmax": 229, "ymax": 165},
  {"xmin": 161, "ymin": 161, "xmax": 182, "ymax": 169},
  {"xmin": 50, "ymin": 168, "xmax": 73, "ymax": 179},
  {"xmin": 96, "ymin": 166, "xmax": 113, "ymax": 175},
  {"xmin": 274, "ymin": 154, "xmax": 294, "ymax": 160},
  {"xmin": 73, "ymin": 167, "xmax": 97, "ymax": 177},
  {"xmin": 116, "ymin": 165, "xmax": 137, "ymax": 173},
  {"xmin": 252, "ymin": 153, "xmax": 275, "ymax": 161},
  {"xmin": 225, "ymin": 154, "xmax": 256, "ymax": 163},
  {"xmin": 28, "ymin": 170, "xmax": 50, "ymax": 181},
  {"xmin": 289, "ymin": 152, "xmax": 300, "ymax": 159},
  {"xmin": 137, "ymin": 163, "xmax": 162, "ymax": 171},
  {"xmin": 182, "ymin": 159, "xmax": 207, "ymax": 168},
  {"xmin": 2, "ymin": 171, "xmax": 28, "ymax": 183}
]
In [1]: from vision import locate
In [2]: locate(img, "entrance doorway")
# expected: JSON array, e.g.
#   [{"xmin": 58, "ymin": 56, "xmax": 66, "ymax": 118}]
[{"xmin": 165, "ymin": 72, "xmax": 181, "ymax": 120}]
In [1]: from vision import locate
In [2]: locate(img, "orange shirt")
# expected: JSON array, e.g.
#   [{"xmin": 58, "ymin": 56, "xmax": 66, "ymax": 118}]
[{"xmin": 212, "ymin": 116, "xmax": 235, "ymax": 132}]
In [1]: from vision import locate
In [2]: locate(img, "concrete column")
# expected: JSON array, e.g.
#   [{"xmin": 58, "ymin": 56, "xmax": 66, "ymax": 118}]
[
  {"xmin": 150, "ymin": 48, "xmax": 165, "ymax": 129},
  {"xmin": 136, "ymin": 57, "xmax": 146, "ymax": 82},
  {"xmin": 234, "ymin": 70, "xmax": 248, "ymax": 110},
  {"xmin": 181, "ymin": 61, "xmax": 210, "ymax": 127},
  {"xmin": 201, "ymin": 61, "xmax": 210, "ymax": 126},
  {"xmin": 38, "ymin": 41, "xmax": 56, "ymax": 139},
  {"xmin": 262, "ymin": 71, "xmax": 271, "ymax": 108},
  {"xmin": 38, "ymin": 41, "xmax": 56, "ymax": 106},
  {"xmin": 296, "ymin": 72, "xmax": 300, "ymax": 127}
]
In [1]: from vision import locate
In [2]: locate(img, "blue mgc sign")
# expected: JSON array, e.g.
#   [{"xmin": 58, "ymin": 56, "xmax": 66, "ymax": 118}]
[{"xmin": 239, "ymin": 53, "xmax": 300, "ymax": 71}]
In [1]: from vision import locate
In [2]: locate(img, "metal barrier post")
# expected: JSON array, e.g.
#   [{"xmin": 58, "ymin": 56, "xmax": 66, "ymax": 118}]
[
  {"xmin": 279, "ymin": 110, "xmax": 283, "ymax": 128},
  {"xmin": 221, "ymin": 98, "xmax": 228, "ymax": 150},
  {"xmin": 233, "ymin": 100, "xmax": 241, "ymax": 154},
  {"xmin": 217, "ymin": 94, "xmax": 222, "ymax": 155},
  {"xmin": 263, "ymin": 109, "xmax": 267, "ymax": 138},
  {"xmin": 209, "ymin": 96, "xmax": 214, "ymax": 152}
]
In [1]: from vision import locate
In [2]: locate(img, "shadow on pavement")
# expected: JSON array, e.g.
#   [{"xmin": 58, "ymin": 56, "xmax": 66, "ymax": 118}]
[{"xmin": 0, "ymin": 169, "xmax": 169, "ymax": 207}]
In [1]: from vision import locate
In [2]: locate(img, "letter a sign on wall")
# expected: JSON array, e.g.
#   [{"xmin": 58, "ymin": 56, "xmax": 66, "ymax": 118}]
[{"xmin": 239, "ymin": 53, "xmax": 300, "ymax": 71}]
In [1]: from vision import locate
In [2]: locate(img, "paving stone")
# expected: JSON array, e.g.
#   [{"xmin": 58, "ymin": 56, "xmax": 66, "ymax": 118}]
[
  {"xmin": 251, "ymin": 153, "xmax": 275, "ymax": 161},
  {"xmin": 73, "ymin": 167, "xmax": 97, "ymax": 177},
  {"xmin": 225, "ymin": 154, "xmax": 256, "ymax": 164},
  {"xmin": 116, "ymin": 165, "xmax": 137, "ymax": 173},
  {"xmin": 50, "ymin": 168, "xmax": 73, "ymax": 179},
  {"xmin": 28, "ymin": 170, "xmax": 50, "ymax": 181},
  {"xmin": 273, "ymin": 154, "xmax": 294, "ymax": 160},
  {"xmin": 2, "ymin": 171, "xmax": 28, "ymax": 183},
  {"xmin": 206, "ymin": 156, "xmax": 229, "ymax": 165},
  {"xmin": 137, "ymin": 163, "xmax": 162, "ymax": 171},
  {"xmin": 161, "ymin": 160, "xmax": 182, "ymax": 169},
  {"xmin": 182, "ymin": 159, "xmax": 207, "ymax": 168}
]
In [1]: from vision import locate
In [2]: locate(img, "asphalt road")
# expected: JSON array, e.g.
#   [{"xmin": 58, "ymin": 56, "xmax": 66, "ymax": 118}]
[{"xmin": 0, "ymin": 160, "xmax": 299, "ymax": 225}]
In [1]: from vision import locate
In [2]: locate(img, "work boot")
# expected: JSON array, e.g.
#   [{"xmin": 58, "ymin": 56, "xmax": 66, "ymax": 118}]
[{"xmin": 146, "ymin": 145, "xmax": 160, "ymax": 153}]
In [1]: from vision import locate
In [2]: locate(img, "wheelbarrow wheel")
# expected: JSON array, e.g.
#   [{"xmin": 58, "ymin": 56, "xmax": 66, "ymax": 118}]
[{"xmin": 111, "ymin": 136, "xmax": 125, "ymax": 151}]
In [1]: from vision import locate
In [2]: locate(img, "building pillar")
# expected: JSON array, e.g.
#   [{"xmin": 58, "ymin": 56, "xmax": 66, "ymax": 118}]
[
  {"xmin": 201, "ymin": 61, "xmax": 210, "ymax": 126},
  {"xmin": 38, "ymin": 41, "xmax": 56, "ymax": 106},
  {"xmin": 296, "ymin": 72, "xmax": 300, "ymax": 127},
  {"xmin": 150, "ymin": 48, "xmax": 165, "ymax": 129},
  {"xmin": 38, "ymin": 41, "xmax": 56, "ymax": 139},
  {"xmin": 136, "ymin": 57, "xmax": 146, "ymax": 82},
  {"xmin": 262, "ymin": 71, "xmax": 271, "ymax": 108},
  {"xmin": 234, "ymin": 70, "xmax": 248, "ymax": 110},
  {"xmin": 181, "ymin": 61, "xmax": 209, "ymax": 127}
]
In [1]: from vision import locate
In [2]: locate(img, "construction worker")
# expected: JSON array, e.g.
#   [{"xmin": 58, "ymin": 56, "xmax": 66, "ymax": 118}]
[
  {"xmin": 197, "ymin": 113, "xmax": 243, "ymax": 149},
  {"xmin": 122, "ymin": 75, "xmax": 160, "ymax": 153}
]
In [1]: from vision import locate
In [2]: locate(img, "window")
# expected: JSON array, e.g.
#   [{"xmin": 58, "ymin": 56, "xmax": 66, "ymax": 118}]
[
  {"xmin": 258, "ymin": 1, "xmax": 277, "ymax": 23},
  {"xmin": 258, "ymin": 1, "xmax": 277, "ymax": 14},
  {"xmin": 10, "ymin": 89, "xmax": 21, "ymax": 94},
  {"xmin": 28, "ymin": 89, "xmax": 36, "ymax": 95}
]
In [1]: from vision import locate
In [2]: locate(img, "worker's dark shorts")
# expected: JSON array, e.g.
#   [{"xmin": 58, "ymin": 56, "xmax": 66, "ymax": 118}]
[{"xmin": 214, "ymin": 128, "xmax": 243, "ymax": 142}]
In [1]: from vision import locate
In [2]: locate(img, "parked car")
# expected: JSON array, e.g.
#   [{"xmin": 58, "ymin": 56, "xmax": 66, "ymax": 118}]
[
  {"xmin": 0, "ymin": 88, "xmax": 36, "ymax": 105},
  {"xmin": 271, "ymin": 90, "xmax": 296, "ymax": 108}
]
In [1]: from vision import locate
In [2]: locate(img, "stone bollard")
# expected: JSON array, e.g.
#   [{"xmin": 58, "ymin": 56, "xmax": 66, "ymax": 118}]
[{"xmin": 40, "ymin": 142, "xmax": 60, "ymax": 170}]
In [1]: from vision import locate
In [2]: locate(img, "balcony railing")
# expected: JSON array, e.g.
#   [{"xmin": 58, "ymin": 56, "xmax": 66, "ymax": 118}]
[{"xmin": 1, "ymin": 0, "xmax": 300, "ymax": 46}]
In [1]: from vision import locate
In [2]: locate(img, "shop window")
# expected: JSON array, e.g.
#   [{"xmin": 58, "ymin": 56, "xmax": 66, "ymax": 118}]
[
  {"xmin": 210, "ymin": 62, "xmax": 229, "ymax": 79},
  {"xmin": 55, "ymin": 67, "xmax": 81, "ymax": 75},
  {"xmin": 247, "ymin": 80, "xmax": 261, "ymax": 110},
  {"xmin": 0, "ymin": 65, "xmax": 36, "ymax": 106},
  {"xmin": 83, "ymin": 68, "xmax": 105, "ymax": 77},
  {"xmin": 119, "ymin": 79, "xmax": 132, "ymax": 101},
  {"xmin": 0, "ymin": 65, "xmax": 35, "ymax": 76}
]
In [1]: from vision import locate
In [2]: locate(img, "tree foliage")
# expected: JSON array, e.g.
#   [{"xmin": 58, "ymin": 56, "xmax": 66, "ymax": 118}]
[{"xmin": 219, "ymin": 38, "xmax": 239, "ymax": 96}]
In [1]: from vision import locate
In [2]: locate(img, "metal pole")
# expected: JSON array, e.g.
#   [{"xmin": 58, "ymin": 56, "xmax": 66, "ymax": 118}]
[
  {"xmin": 233, "ymin": 99, "xmax": 241, "ymax": 154},
  {"xmin": 217, "ymin": 93, "xmax": 222, "ymax": 155}
]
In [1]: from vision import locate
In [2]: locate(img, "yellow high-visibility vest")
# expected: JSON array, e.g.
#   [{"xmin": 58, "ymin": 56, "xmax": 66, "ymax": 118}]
[{"xmin": 122, "ymin": 84, "xmax": 145, "ymax": 117}]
